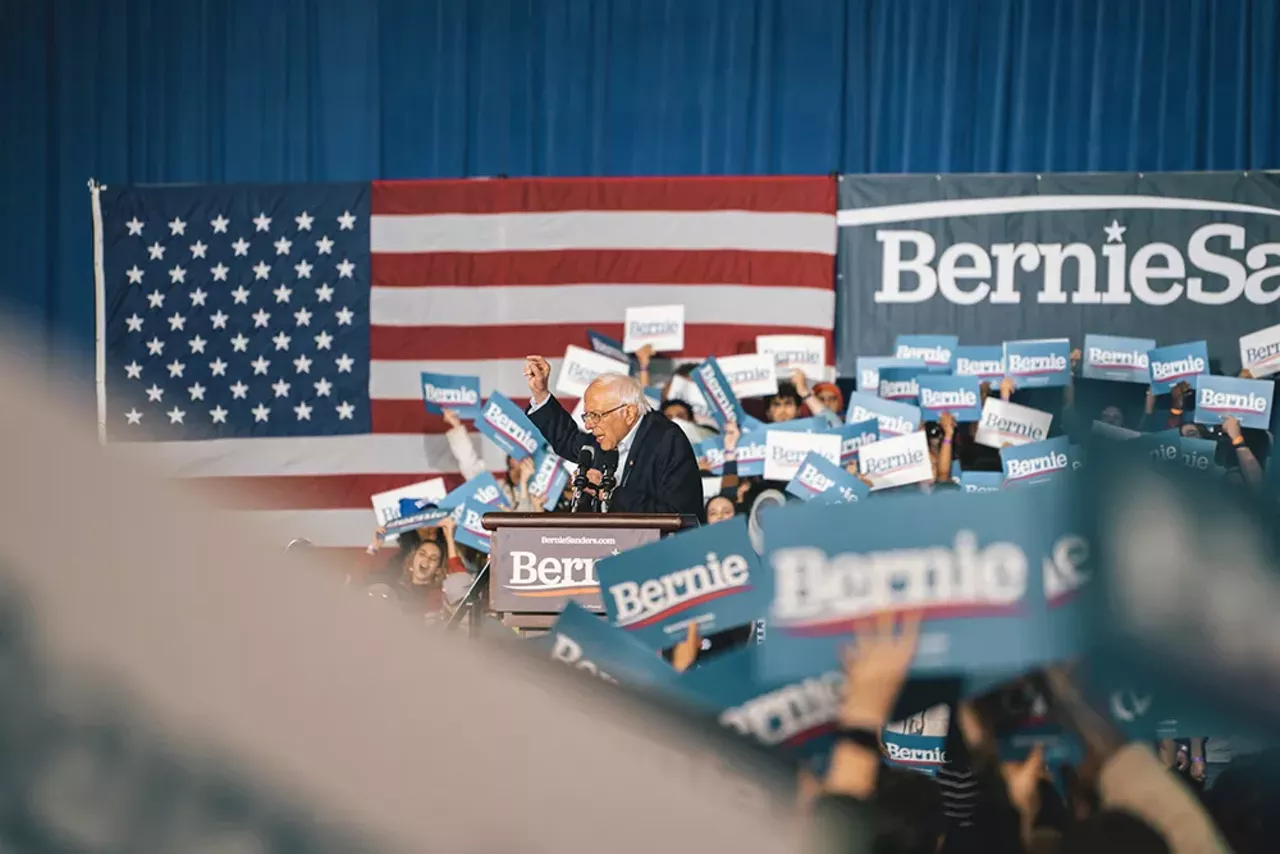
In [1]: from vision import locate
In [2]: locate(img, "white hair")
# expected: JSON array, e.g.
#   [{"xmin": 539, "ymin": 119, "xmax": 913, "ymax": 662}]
[{"xmin": 589, "ymin": 372, "xmax": 652, "ymax": 414}]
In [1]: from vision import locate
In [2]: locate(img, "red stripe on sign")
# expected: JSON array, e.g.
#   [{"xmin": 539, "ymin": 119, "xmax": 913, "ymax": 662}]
[
  {"xmin": 370, "ymin": 324, "xmax": 831, "ymax": 361},
  {"xmin": 187, "ymin": 473, "xmax": 474, "ymax": 510},
  {"xmin": 371, "ymin": 176, "xmax": 836, "ymax": 215},
  {"xmin": 371, "ymin": 249, "xmax": 836, "ymax": 289},
  {"xmin": 370, "ymin": 398, "xmax": 581, "ymax": 434}
]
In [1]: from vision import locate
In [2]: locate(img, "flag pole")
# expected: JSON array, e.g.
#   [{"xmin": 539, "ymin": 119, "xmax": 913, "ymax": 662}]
[{"xmin": 89, "ymin": 178, "xmax": 108, "ymax": 445}]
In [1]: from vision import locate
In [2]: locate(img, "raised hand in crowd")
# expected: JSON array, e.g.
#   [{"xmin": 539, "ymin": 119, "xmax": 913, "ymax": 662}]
[
  {"xmin": 1000, "ymin": 376, "xmax": 1016, "ymax": 401},
  {"xmin": 523, "ymin": 354, "xmax": 552, "ymax": 404},
  {"xmin": 722, "ymin": 419, "xmax": 741, "ymax": 453},
  {"xmin": 670, "ymin": 622, "xmax": 701, "ymax": 673},
  {"xmin": 1223, "ymin": 415, "xmax": 1263, "ymax": 488},
  {"xmin": 635, "ymin": 343, "xmax": 654, "ymax": 387},
  {"xmin": 441, "ymin": 408, "xmax": 463, "ymax": 430},
  {"xmin": 934, "ymin": 412, "xmax": 957, "ymax": 482}
]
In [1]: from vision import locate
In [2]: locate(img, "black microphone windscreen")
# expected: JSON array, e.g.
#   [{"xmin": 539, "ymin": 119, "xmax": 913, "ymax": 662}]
[{"xmin": 577, "ymin": 445, "xmax": 595, "ymax": 468}]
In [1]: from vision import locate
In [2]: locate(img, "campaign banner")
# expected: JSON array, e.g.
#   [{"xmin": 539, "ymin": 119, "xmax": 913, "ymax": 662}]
[
  {"xmin": 666, "ymin": 373, "xmax": 714, "ymax": 423},
  {"xmin": 451, "ymin": 498, "xmax": 494, "ymax": 554},
  {"xmin": 951, "ymin": 346, "xmax": 1005, "ymax": 380},
  {"xmin": 877, "ymin": 366, "xmax": 921, "ymax": 404},
  {"xmin": 1003, "ymin": 339, "xmax": 1071, "ymax": 389},
  {"xmin": 694, "ymin": 435, "xmax": 726, "ymax": 475},
  {"xmin": 529, "ymin": 446, "xmax": 571, "ymax": 511},
  {"xmin": 732, "ymin": 429, "xmax": 769, "ymax": 477},
  {"xmin": 674, "ymin": 646, "xmax": 842, "ymax": 761},
  {"xmin": 838, "ymin": 419, "xmax": 880, "ymax": 466},
  {"xmin": 1000, "ymin": 436, "xmax": 1076, "ymax": 488},
  {"xmin": 857, "ymin": 431, "xmax": 934, "ymax": 491},
  {"xmin": 586, "ymin": 329, "xmax": 633, "ymax": 367},
  {"xmin": 370, "ymin": 476, "xmax": 449, "ymax": 535},
  {"xmin": 1193, "ymin": 374, "xmax": 1276, "ymax": 430},
  {"xmin": 556, "ymin": 344, "xmax": 630, "ymax": 397},
  {"xmin": 856, "ymin": 357, "xmax": 926, "ymax": 392},
  {"xmin": 383, "ymin": 502, "xmax": 451, "ymax": 538},
  {"xmin": 785, "ymin": 451, "xmax": 870, "ymax": 504},
  {"xmin": 894, "ymin": 334, "xmax": 958, "ymax": 373},
  {"xmin": 717, "ymin": 353, "xmax": 780, "ymax": 399},
  {"xmin": 420, "ymin": 371, "xmax": 482, "ymax": 419},
  {"xmin": 1147, "ymin": 341, "xmax": 1209, "ymax": 393},
  {"xmin": 623, "ymin": 304, "xmax": 685, "ymax": 353},
  {"xmin": 475, "ymin": 392, "xmax": 545, "ymax": 460},
  {"xmin": 974, "ymin": 398, "xmax": 1053, "ymax": 449},
  {"xmin": 835, "ymin": 173, "xmax": 1280, "ymax": 377},
  {"xmin": 844, "ymin": 392, "xmax": 922, "ymax": 437},
  {"xmin": 548, "ymin": 602, "xmax": 683, "ymax": 691},
  {"xmin": 756, "ymin": 334, "xmax": 827, "ymax": 381},
  {"xmin": 1177, "ymin": 436, "xmax": 1218, "ymax": 472},
  {"xmin": 915, "ymin": 374, "xmax": 983, "ymax": 422},
  {"xmin": 1081, "ymin": 334, "xmax": 1156, "ymax": 383},
  {"xmin": 1239, "ymin": 322, "xmax": 1280, "ymax": 378},
  {"xmin": 692, "ymin": 358, "xmax": 750, "ymax": 427},
  {"xmin": 879, "ymin": 732, "xmax": 946, "ymax": 777},
  {"xmin": 594, "ymin": 516, "xmax": 767, "ymax": 649},
  {"xmin": 759, "ymin": 479, "xmax": 1091, "ymax": 682},
  {"xmin": 761, "ymin": 415, "xmax": 833, "ymax": 434},
  {"xmin": 960, "ymin": 471, "xmax": 1004, "ymax": 493},
  {"xmin": 437, "ymin": 471, "xmax": 509, "ymax": 511},
  {"xmin": 1136, "ymin": 429, "xmax": 1182, "ymax": 466},
  {"xmin": 763, "ymin": 430, "xmax": 842, "ymax": 482}
]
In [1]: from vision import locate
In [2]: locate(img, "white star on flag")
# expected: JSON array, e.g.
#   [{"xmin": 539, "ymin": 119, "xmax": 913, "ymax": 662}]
[
  {"xmin": 337, "ymin": 210, "xmax": 356, "ymax": 230},
  {"xmin": 1104, "ymin": 220, "xmax": 1127, "ymax": 243},
  {"xmin": 126, "ymin": 217, "xmax": 144, "ymax": 236},
  {"xmin": 190, "ymin": 240, "xmax": 208, "ymax": 259},
  {"xmin": 294, "ymin": 307, "xmax": 312, "ymax": 326},
  {"xmin": 336, "ymin": 259, "xmax": 355, "ymax": 278},
  {"xmin": 274, "ymin": 236, "xmax": 292, "ymax": 255},
  {"xmin": 315, "ymin": 235, "xmax": 334, "ymax": 254},
  {"xmin": 126, "ymin": 265, "xmax": 144, "ymax": 284},
  {"xmin": 210, "ymin": 406, "xmax": 229, "ymax": 424},
  {"xmin": 313, "ymin": 330, "xmax": 334, "ymax": 350},
  {"xmin": 188, "ymin": 383, "xmax": 206, "ymax": 401},
  {"xmin": 211, "ymin": 263, "xmax": 229, "ymax": 281},
  {"xmin": 252, "ymin": 403, "xmax": 271, "ymax": 422},
  {"xmin": 272, "ymin": 378, "xmax": 291, "ymax": 398},
  {"xmin": 294, "ymin": 259, "xmax": 313, "ymax": 278},
  {"xmin": 231, "ymin": 286, "xmax": 251, "ymax": 304},
  {"xmin": 169, "ymin": 265, "xmax": 186, "ymax": 284},
  {"xmin": 314, "ymin": 283, "xmax": 334, "ymax": 302},
  {"xmin": 254, "ymin": 213, "xmax": 272, "ymax": 232},
  {"xmin": 231, "ymin": 238, "xmax": 250, "ymax": 256},
  {"xmin": 230, "ymin": 333, "xmax": 250, "ymax": 352},
  {"xmin": 335, "ymin": 306, "xmax": 354, "ymax": 325},
  {"xmin": 294, "ymin": 401, "xmax": 313, "ymax": 421},
  {"xmin": 272, "ymin": 331, "xmax": 292, "ymax": 351},
  {"xmin": 147, "ymin": 243, "xmax": 166, "ymax": 261},
  {"xmin": 188, "ymin": 335, "xmax": 207, "ymax": 354},
  {"xmin": 125, "ymin": 314, "xmax": 144, "ymax": 333},
  {"xmin": 146, "ymin": 337, "xmax": 165, "ymax": 356},
  {"xmin": 296, "ymin": 211, "xmax": 315, "ymax": 231},
  {"xmin": 335, "ymin": 353, "xmax": 354, "ymax": 373},
  {"xmin": 167, "ymin": 360, "xmax": 186, "ymax": 378},
  {"xmin": 189, "ymin": 287, "xmax": 208, "ymax": 307},
  {"xmin": 211, "ymin": 310, "xmax": 229, "ymax": 329},
  {"xmin": 273, "ymin": 284, "xmax": 293, "ymax": 303},
  {"xmin": 168, "ymin": 217, "xmax": 187, "ymax": 236},
  {"xmin": 167, "ymin": 313, "xmax": 186, "ymax": 331},
  {"xmin": 293, "ymin": 354, "xmax": 313, "ymax": 373},
  {"xmin": 252, "ymin": 308, "xmax": 271, "ymax": 328},
  {"xmin": 253, "ymin": 261, "xmax": 271, "ymax": 280},
  {"xmin": 209, "ymin": 357, "xmax": 228, "ymax": 376},
  {"xmin": 124, "ymin": 361, "xmax": 143, "ymax": 379},
  {"xmin": 210, "ymin": 214, "xmax": 230, "ymax": 233},
  {"xmin": 146, "ymin": 384, "xmax": 164, "ymax": 402},
  {"xmin": 336, "ymin": 401, "xmax": 355, "ymax": 419},
  {"xmin": 230, "ymin": 381, "xmax": 249, "ymax": 399},
  {"xmin": 146, "ymin": 290, "xmax": 165, "ymax": 308},
  {"xmin": 125, "ymin": 408, "xmax": 143, "ymax": 424},
  {"xmin": 313, "ymin": 377, "xmax": 333, "ymax": 397},
  {"xmin": 167, "ymin": 407, "xmax": 186, "ymax": 424},
  {"xmin": 251, "ymin": 356, "xmax": 271, "ymax": 375}
]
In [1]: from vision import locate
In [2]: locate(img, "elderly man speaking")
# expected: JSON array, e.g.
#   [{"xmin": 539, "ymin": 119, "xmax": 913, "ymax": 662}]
[{"xmin": 523, "ymin": 355, "xmax": 703, "ymax": 517}]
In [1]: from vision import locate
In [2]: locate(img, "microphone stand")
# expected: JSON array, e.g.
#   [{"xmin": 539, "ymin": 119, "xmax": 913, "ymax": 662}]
[
  {"xmin": 598, "ymin": 467, "xmax": 617, "ymax": 513},
  {"xmin": 569, "ymin": 467, "xmax": 590, "ymax": 513}
]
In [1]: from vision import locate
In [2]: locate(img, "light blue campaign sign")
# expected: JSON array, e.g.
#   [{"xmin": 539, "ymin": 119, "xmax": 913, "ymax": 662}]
[
  {"xmin": 695, "ymin": 435, "xmax": 725, "ymax": 475},
  {"xmin": 786, "ymin": 452, "xmax": 870, "ymax": 504},
  {"xmin": 1003, "ymin": 339, "xmax": 1071, "ymax": 389},
  {"xmin": 758, "ymin": 481, "xmax": 1091, "ymax": 683},
  {"xmin": 547, "ymin": 602, "xmax": 682, "ymax": 692},
  {"xmin": 385, "ymin": 503, "xmax": 450, "ymax": 537},
  {"xmin": 844, "ymin": 391, "xmax": 922, "ymax": 437},
  {"xmin": 595, "ymin": 515, "xmax": 768, "ymax": 650},
  {"xmin": 733, "ymin": 429, "xmax": 769, "ymax": 477},
  {"xmin": 838, "ymin": 419, "xmax": 880, "ymax": 466},
  {"xmin": 762, "ymin": 415, "xmax": 833, "ymax": 434},
  {"xmin": 586, "ymin": 329, "xmax": 633, "ymax": 367},
  {"xmin": 856, "ymin": 357, "xmax": 926, "ymax": 392},
  {"xmin": 475, "ymin": 391, "xmax": 545, "ymax": 460},
  {"xmin": 1147, "ymin": 341, "xmax": 1209, "ymax": 393},
  {"xmin": 878, "ymin": 366, "xmax": 921, "ymax": 404},
  {"xmin": 450, "ymin": 498, "xmax": 495, "ymax": 554},
  {"xmin": 529, "ymin": 446, "xmax": 571, "ymax": 511},
  {"xmin": 693, "ymin": 357, "xmax": 749, "ymax": 427},
  {"xmin": 950, "ymin": 346, "xmax": 1005, "ymax": 380},
  {"xmin": 1194, "ymin": 374, "xmax": 1275, "ymax": 430},
  {"xmin": 437, "ymin": 471, "xmax": 509, "ymax": 510},
  {"xmin": 1000, "ymin": 436, "xmax": 1076, "ymax": 488},
  {"xmin": 1081, "ymin": 334, "xmax": 1156, "ymax": 383},
  {"xmin": 915, "ymin": 374, "xmax": 983, "ymax": 422},
  {"xmin": 1178, "ymin": 436, "xmax": 1218, "ymax": 472},
  {"xmin": 880, "ymin": 731, "xmax": 946, "ymax": 776},
  {"xmin": 894, "ymin": 334, "xmax": 958, "ymax": 373},
  {"xmin": 960, "ymin": 471, "xmax": 1004, "ymax": 493},
  {"xmin": 674, "ymin": 645, "xmax": 842, "ymax": 761},
  {"xmin": 420, "ymin": 371, "xmax": 482, "ymax": 419}
]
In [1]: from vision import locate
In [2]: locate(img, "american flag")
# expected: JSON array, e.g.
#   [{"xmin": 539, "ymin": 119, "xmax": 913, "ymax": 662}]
[{"xmin": 96, "ymin": 177, "xmax": 836, "ymax": 552}]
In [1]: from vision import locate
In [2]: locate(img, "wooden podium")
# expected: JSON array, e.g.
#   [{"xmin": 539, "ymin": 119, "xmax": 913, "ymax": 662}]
[{"xmin": 478, "ymin": 512, "xmax": 690, "ymax": 632}]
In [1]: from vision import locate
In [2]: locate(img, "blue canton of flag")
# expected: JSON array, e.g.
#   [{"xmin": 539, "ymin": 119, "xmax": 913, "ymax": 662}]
[{"xmin": 98, "ymin": 184, "xmax": 371, "ymax": 441}]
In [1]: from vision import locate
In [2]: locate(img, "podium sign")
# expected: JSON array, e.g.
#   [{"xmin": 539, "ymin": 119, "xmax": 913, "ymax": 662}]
[{"xmin": 490, "ymin": 525, "xmax": 660, "ymax": 613}]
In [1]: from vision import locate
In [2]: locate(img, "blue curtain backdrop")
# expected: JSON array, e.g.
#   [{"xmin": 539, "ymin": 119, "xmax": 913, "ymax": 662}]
[{"xmin": 2, "ymin": 0, "xmax": 1279, "ymax": 362}]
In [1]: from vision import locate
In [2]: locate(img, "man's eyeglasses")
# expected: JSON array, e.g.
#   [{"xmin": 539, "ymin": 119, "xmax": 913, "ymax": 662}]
[{"xmin": 582, "ymin": 404, "xmax": 627, "ymax": 426}]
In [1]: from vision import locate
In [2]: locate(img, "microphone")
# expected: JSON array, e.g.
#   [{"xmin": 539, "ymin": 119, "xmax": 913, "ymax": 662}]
[
  {"xmin": 598, "ymin": 449, "xmax": 619, "ymax": 512},
  {"xmin": 570, "ymin": 445, "xmax": 595, "ymax": 513}
]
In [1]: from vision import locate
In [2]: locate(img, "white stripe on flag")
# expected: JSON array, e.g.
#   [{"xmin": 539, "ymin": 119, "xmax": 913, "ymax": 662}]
[
  {"xmin": 369, "ymin": 284, "xmax": 836, "ymax": 327},
  {"xmin": 370, "ymin": 211, "xmax": 837, "ymax": 255},
  {"xmin": 369, "ymin": 358, "xmax": 560, "ymax": 400},
  {"xmin": 108, "ymin": 433, "xmax": 510, "ymax": 477}
]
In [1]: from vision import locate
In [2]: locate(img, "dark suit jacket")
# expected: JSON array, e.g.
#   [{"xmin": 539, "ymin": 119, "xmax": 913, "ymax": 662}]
[{"xmin": 528, "ymin": 396, "xmax": 704, "ymax": 517}]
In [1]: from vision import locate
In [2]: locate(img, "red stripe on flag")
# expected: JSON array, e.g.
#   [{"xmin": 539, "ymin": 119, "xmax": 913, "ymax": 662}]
[
  {"xmin": 372, "ymin": 176, "xmax": 836, "ymax": 215},
  {"xmin": 371, "ymin": 398, "xmax": 581, "ymax": 435},
  {"xmin": 187, "ymin": 473, "xmax": 474, "ymax": 510},
  {"xmin": 371, "ymin": 249, "xmax": 835, "ymax": 289},
  {"xmin": 370, "ymin": 324, "xmax": 832, "ymax": 361}
]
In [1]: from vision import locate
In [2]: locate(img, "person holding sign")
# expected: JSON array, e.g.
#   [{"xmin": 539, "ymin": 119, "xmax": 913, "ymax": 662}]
[{"xmin": 523, "ymin": 355, "xmax": 703, "ymax": 517}]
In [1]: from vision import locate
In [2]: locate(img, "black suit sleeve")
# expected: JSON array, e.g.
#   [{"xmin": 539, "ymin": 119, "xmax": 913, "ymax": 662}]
[
  {"xmin": 526, "ymin": 394, "xmax": 595, "ymax": 462},
  {"xmin": 628, "ymin": 426, "xmax": 704, "ymax": 515}
]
